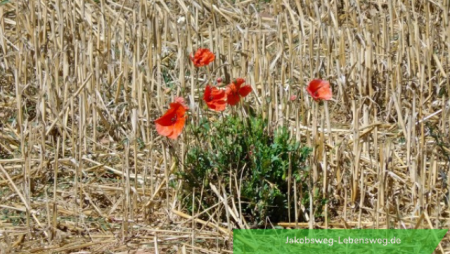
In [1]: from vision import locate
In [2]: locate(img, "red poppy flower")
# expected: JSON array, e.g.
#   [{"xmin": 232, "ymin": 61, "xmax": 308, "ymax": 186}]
[
  {"xmin": 203, "ymin": 85, "xmax": 227, "ymax": 111},
  {"xmin": 225, "ymin": 78, "xmax": 252, "ymax": 106},
  {"xmin": 155, "ymin": 97, "xmax": 189, "ymax": 139},
  {"xmin": 190, "ymin": 48, "xmax": 215, "ymax": 67},
  {"xmin": 306, "ymin": 79, "xmax": 332, "ymax": 101}
]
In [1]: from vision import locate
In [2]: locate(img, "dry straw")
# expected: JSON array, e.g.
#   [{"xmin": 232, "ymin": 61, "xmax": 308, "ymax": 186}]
[{"xmin": 0, "ymin": 0, "xmax": 449, "ymax": 252}]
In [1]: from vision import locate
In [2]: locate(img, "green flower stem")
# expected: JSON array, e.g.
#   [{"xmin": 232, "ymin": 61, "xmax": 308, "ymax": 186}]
[{"xmin": 310, "ymin": 101, "xmax": 319, "ymax": 229}]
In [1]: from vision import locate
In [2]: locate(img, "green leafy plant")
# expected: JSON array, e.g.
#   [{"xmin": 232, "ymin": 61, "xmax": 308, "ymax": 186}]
[
  {"xmin": 426, "ymin": 122, "xmax": 450, "ymax": 205},
  {"xmin": 179, "ymin": 115, "xmax": 312, "ymax": 225}
]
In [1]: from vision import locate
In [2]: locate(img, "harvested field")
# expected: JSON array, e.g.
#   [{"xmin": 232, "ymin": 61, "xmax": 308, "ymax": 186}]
[{"xmin": 1, "ymin": 0, "xmax": 450, "ymax": 253}]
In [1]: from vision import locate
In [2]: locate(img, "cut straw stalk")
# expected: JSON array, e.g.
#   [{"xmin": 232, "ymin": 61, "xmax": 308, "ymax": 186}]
[{"xmin": 172, "ymin": 209, "xmax": 231, "ymax": 235}]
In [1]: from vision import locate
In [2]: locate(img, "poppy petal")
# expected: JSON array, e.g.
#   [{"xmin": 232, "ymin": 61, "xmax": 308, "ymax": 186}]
[
  {"xmin": 190, "ymin": 48, "xmax": 215, "ymax": 67},
  {"xmin": 174, "ymin": 97, "xmax": 189, "ymax": 109},
  {"xmin": 225, "ymin": 82, "xmax": 241, "ymax": 105},
  {"xmin": 167, "ymin": 116, "xmax": 186, "ymax": 139},
  {"xmin": 200, "ymin": 53, "xmax": 214, "ymax": 65},
  {"xmin": 172, "ymin": 104, "xmax": 187, "ymax": 117},
  {"xmin": 204, "ymin": 86, "xmax": 227, "ymax": 111},
  {"xmin": 235, "ymin": 78, "xmax": 245, "ymax": 87},
  {"xmin": 306, "ymin": 86, "xmax": 319, "ymax": 100},
  {"xmin": 155, "ymin": 123, "xmax": 174, "ymax": 137},
  {"xmin": 203, "ymin": 86, "xmax": 213, "ymax": 102},
  {"xmin": 238, "ymin": 85, "xmax": 252, "ymax": 97},
  {"xmin": 307, "ymin": 79, "xmax": 332, "ymax": 101},
  {"xmin": 227, "ymin": 93, "xmax": 240, "ymax": 105},
  {"xmin": 309, "ymin": 79, "xmax": 324, "ymax": 89},
  {"xmin": 155, "ymin": 108, "xmax": 177, "ymax": 126},
  {"xmin": 209, "ymin": 100, "xmax": 227, "ymax": 111},
  {"xmin": 210, "ymin": 87, "xmax": 225, "ymax": 99},
  {"xmin": 226, "ymin": 83, "xmax": 237, "ymax": 95},
  {"xmin": 155, "ymin": 97, "xmax": 189, "ymax": 139},
  {"xmin": 316, "ymin": 87, "xmax": 332, "ymax": 100}
]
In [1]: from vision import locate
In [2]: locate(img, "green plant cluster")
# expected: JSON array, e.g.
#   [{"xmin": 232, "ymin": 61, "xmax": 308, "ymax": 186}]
[{"xmin": 179, "ymin": 115, "xmax": 312, "ymax": 225}]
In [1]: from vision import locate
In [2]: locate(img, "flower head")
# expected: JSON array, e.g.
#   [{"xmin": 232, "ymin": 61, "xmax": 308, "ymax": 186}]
[
  {"xmin": 203, "ymin": 85, "xmax": 227, "ymax": 111},
  {"xmin": 155, "ymin": 97, "xmax": 189, "ymax": 139},
  {"xmin": 306, "ymin": 79, "xmax": 332, "ymax": 101},
  {"xmin": 190, "ymin": 48, "xmax": 215, "ymax": 67},
  {"xmin": 225, "ymin": 78, "xmax": 252, "ymax": 106}
]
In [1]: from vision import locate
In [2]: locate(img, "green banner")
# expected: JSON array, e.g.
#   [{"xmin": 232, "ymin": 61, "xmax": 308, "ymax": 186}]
[{"xmin": 233, "ymin": 229, "xmax": 447, "ymax": 253}]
